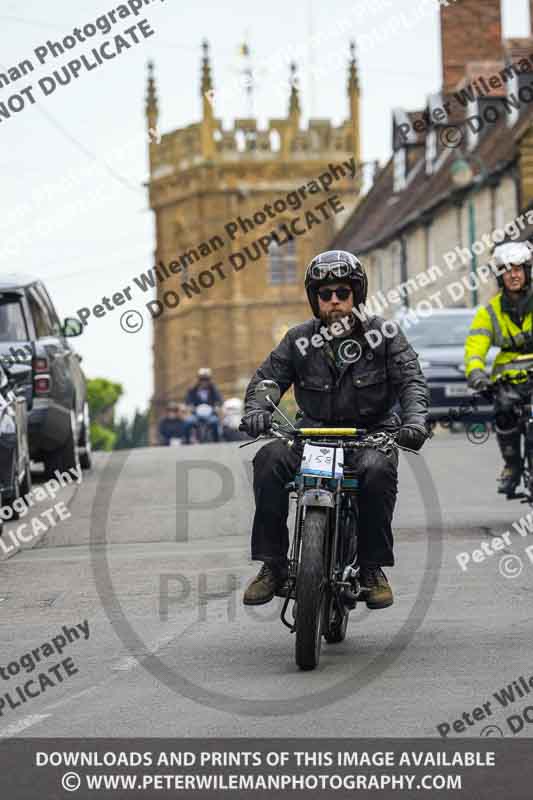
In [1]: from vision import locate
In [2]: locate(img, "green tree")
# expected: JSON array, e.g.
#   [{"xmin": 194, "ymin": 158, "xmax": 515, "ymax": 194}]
[
  {"xmin": 87, "ymin": 378, "xmax": 123, "ymax": 419},
  {"xmin": 90, "ymin": 422, "xmax": 117, "ymax": 452},
  {"xmin": 114, "ymin": 409, "xmax": 149, "ymax": 450},
  {"xmin": 87, "ymin": 378, "xmax": 123, "ymax": 451}
]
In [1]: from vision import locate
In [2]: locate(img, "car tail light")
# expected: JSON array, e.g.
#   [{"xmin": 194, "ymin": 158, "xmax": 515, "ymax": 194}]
[
  {"xmin": 34, "ymin": 376, "xmax": 51, "ymax": 394},
  {"xmin": 32, "ymin": 356, "xmax": 51, "ymax": 396},
  {"xmin": 33, "ymin": 357, "xmax": 48, "ymax": 372}
]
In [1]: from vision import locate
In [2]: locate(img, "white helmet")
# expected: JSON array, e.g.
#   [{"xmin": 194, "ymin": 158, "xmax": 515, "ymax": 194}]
[
  {"xmin": 492, "ymin": 241, "xmax": 533, "ymax": 288},
  {"xmin": 197, "ymin": 367, "xmax": 212, "ymax": 379}
]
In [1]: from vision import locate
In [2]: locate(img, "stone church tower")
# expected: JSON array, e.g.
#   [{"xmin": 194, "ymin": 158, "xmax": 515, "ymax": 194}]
[{"xmin": 146, "ymin": 42, "xmax": 363, "ymax": 429}]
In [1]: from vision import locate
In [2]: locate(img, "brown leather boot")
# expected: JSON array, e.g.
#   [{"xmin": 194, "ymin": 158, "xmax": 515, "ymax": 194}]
[
  {"xmin": 360, "ymin": 565, "xmax": 393, "ymax": 609},
  {"xmin": 243, "ymin": 562, "xmax": 288, "ymax": 606}
]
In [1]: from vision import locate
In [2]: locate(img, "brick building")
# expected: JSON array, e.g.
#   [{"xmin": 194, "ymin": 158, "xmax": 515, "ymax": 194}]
[
  {"xmin": 145, "ymin": 43, "xmax": 363, "ymax": 435},
  {"xmin": 333, "ymin": 0, "xmax": 533, "ymax": 317}
]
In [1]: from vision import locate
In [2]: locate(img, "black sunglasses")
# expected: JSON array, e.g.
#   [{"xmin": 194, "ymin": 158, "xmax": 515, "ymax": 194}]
[{"xmin": 317, "ymin": 286, "xmax": 352, "ymax": 302}]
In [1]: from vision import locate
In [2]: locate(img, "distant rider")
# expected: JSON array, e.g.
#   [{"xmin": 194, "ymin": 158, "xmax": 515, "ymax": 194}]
[
  {"xmin": 183, "ymin": 368, "xmax": 222, "ymax": 444},
  {"xmin": 159, "ymin": 401, "xmax": 186, "ymax": 445},
  {"xmin": 465, "ymin": 240, "xmax": 533, "ymax": 494}
]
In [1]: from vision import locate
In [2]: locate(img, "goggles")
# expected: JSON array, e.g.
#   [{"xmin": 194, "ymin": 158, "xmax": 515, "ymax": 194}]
[{"xmin": 308, "ymin": 260, "xmax": 358, "ymax": 281}]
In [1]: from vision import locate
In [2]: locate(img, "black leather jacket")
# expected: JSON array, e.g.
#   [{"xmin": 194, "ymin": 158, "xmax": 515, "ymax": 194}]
[{"xmin": 244, "ymin": 316, "xmax": 429, "ymax": 431}]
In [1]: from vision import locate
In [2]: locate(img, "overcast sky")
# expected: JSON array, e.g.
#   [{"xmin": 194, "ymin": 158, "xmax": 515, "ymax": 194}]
[{"xmin": 0, "ymin": 0, "xmax": 529, "ymax": 417}]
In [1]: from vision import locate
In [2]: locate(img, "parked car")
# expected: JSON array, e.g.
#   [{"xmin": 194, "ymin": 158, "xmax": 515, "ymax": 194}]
[
  {"xmin": 0, "ymin": 275, "xmax": 91, "ymax": 478},
  {"xmin": 396, "ymin": 307, "xmax": 496, "ymax": 424},
  {"xmin": 0, "ymin": 361, "xmax": 32, "ymax": 535}
]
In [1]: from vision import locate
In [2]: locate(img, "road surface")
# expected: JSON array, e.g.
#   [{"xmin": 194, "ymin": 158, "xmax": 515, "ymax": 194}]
[{"xmin": 1, "ymin": 432, "xmax": 532, "ymax": 739}]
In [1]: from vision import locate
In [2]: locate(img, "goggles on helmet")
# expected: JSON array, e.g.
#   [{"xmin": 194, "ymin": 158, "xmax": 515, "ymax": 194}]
[
  {"xmin": 492, "ymin": 242, "xmax": 533, "ymax": 268},
  {"xmin": 308, "ymin": 260, "xmax": 359, "ymax": 281}
]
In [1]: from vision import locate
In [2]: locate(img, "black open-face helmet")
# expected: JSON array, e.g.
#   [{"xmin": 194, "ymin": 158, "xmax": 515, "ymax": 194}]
[
  {"xmin": 304, "ymin": 250, "xmax": 368, "ymax": 318},
  {"xmin": 491, "ymin": 240, "xmax": 533, "ymax": 290}
]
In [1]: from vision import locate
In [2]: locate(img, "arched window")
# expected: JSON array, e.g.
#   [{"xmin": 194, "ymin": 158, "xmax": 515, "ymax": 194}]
[
  {"xmin": 268, "ymin": 235, "xmax": 297, "ymax": 284},
  {"xmin": 235, "ymin": 130, "xmax": 246, "ymax": 152},
  {"xmin": 269, "ymin": 129, "xmax": 281, "ymax": 152}
]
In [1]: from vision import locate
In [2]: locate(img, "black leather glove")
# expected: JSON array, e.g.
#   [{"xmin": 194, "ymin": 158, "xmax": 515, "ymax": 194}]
[
  {"xmin": 516, "ymin": 332, "xmax": 533, "ymax": 354},
  {"xmin": 396, "ymin": 424, "xmax": 427, "ymax": 452},
  {"xmin": 241, "ymin": 410, "xmax": 272, "ymax": 438},
  {"xmin": 468, "ymin": 370, "xmax": 490, "ymax": 392}
]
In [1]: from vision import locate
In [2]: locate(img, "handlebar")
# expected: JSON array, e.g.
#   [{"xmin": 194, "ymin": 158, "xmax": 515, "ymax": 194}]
[
  {"xmin": 473, "ymin": 372, "xmax": 533, "ymax": 399},
  {"xmin": 238, "ymin": 422, "xmax": 404, "ymax": 455},
  {"xmin": 296, "ymin": 427, "xmax": 366, "ymax": 437},
  {"xmin": 237, "ymin": 422, "xmax": 368, "ymax": 437}
]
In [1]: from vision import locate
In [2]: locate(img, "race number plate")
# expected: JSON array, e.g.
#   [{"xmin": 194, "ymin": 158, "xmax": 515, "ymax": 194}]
[{"xmin": 301, "ymin": 444, "xmax": 344, "ymax": 478}]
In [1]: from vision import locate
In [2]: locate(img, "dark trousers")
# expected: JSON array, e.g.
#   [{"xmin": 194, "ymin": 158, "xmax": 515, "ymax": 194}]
[
  {"xmin": 494, "ymin": 383, "xmax": 530, "ymax": 466},
  {"xmin": 251, "ymin": 440, "xmax": 399, "ymax": 567}
]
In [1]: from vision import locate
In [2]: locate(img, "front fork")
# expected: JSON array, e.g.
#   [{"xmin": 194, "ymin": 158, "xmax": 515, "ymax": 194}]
[{"xmin": 280, "ymin": 483, "xmax": 356, "ymax": 632}]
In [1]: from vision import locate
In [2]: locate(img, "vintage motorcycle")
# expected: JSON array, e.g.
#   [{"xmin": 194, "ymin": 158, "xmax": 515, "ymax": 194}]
[
  {"xmin": 240, "ymin": 380, "xmax": 402, "ymax": 671},
  {"xmin": 437, "ymin": 353, "xmax": 533, "ymax": 504},
  {"xmin": 191, "ymin": 403, "xmax": 220, "ymax": 444},
  {"xmin": 474, "ymin": 354, "xmax": 533, "ymax": 504}
]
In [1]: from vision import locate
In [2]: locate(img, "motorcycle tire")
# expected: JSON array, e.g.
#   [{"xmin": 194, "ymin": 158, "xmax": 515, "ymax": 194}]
[{"xmin": 295, "ymin": 507, "xmax": 327, "ymax": 671}]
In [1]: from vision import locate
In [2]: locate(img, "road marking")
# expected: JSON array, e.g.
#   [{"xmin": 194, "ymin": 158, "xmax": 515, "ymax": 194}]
[
  {"xmin": 112, "ymin": 635, "xmax": 175, "ymax": 671},
  {"xmin": 0, "ymin": 714, "xmax": 51, "ymax": 739},
  {"xmin": 0, "ymin": 628, "xmax": 192, "ymax": 738}
]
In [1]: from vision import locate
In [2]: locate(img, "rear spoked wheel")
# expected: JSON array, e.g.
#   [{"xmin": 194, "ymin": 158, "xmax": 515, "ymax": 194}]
[
  {"xmin": 324, "ymin": 593, "xmax": 349, "ymax": 644},
  {"xmin": 295, "ymin": 507, "xmax": 327, "ymax": 671},
  {"xmin": 325, "ymin": 497, "xmax": 356, "ymax": 644}
]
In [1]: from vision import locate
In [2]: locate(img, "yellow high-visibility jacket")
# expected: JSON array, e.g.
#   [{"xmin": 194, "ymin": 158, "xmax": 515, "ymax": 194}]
[{"xmin": 465, "ymin": 292, "xmax": 533, "ymax": 381}]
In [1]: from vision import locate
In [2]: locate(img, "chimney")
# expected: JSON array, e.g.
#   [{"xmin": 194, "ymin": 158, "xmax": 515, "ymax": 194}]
[{"xmin": 440, "ymin": 0, "xmax": 503, "ymax": 94}]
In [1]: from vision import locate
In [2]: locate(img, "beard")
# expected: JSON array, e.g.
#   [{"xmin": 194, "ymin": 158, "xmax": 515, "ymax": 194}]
[{"xmin": 319, "ymin": 308, "xmax": 360, "ymax": 335}]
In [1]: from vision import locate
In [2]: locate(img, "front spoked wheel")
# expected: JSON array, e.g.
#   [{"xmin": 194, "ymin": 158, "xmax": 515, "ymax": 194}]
[{"xmin": 295, "ymin": 507, "xmax": 327, "ymax": 671}]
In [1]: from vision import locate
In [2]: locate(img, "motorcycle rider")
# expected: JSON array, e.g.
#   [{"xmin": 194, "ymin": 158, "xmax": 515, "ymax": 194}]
[
  {"xmin": 465, "ymin": 239, "xmax": 533, "ymax": 494},
  {"xmin": 159, "ymin": 400, "xmax": 186, "ymax": 445},
  {"xmin": 183, "ymin": 368, "xmax": 223, "ymax": 444},
  {"xmin": 241, "ymin": 250, "xmax": 429, "ymax": 609}
]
